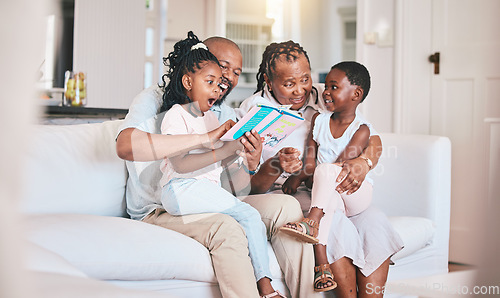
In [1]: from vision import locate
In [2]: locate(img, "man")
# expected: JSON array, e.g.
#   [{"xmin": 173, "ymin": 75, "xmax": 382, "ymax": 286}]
[
  {"xmin": 116, "ymin": 35, "xmax": 319, "ymax": 298},
  {"xmin": 204, "ymin": 36, "xmax": 241, "ymax": 124}
]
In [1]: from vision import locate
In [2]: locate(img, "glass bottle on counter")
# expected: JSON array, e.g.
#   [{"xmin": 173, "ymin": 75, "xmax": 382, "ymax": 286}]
[{"xmin": 63, "ymin": 71, "xmax": 87, "ymax": 107}]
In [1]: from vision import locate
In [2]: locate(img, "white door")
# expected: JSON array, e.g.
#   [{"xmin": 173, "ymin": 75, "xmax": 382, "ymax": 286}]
[{"xmin": 430, "ymin": 0, "xmax": 500, "ymax": 265}]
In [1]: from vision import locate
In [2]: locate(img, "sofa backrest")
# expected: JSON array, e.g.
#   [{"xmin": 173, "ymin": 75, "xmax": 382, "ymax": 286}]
[
  {"xmin": 372, "ymin": 133, "xmax": 451, "ymax": 222},
  {"xmin": 21, "ymin": 120, "xmax": 128, "ymax": 217},
  {"xmin": 20, "ymin": 123, "xmax": 451, "ymax": 223}
]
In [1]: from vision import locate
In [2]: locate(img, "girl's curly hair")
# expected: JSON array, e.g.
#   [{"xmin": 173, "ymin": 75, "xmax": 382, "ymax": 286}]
[{"xmin": 159, "ymin": 31, "xmax": 220, "ymax": 113}]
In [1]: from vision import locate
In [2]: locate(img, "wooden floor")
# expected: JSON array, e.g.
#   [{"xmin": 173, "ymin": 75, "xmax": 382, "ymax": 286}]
[{"xmin": 448, "ymin": 262, "xmax": 474, "ymax": 272}]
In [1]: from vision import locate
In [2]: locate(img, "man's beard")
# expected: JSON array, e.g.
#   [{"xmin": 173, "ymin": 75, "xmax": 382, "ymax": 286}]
[{"xmin": 214, "ymin": 80, "xmax": 234, "ymax": 106}]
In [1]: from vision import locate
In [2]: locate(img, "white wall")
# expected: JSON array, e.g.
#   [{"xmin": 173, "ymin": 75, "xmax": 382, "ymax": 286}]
[
  {"xmin": 73, "ymin": 0, "xmax": 145, "ymax": 109},
  {"xmin": 299, "ymin": 0, "xmax": 356, "ymax": 73},
  {"xmin": 298, "ymin": 0, "xmax": 324, "ymax": 72},
  {"xmin": 227, "ymin": 0, "xmax": 267, "ymax": 18},
  {"xmin": 355, "ymin": 0, "xmax": 434, "ymax": 135},
  {"xmin": 163, "ymin": 0, "xmax": 227, "ymax": 75},
  {"xmin": 356, "ymin": 0, "xmax": 396, "ymax": 133},
  {"xmin": 166, "ymin": 0, "xmax": 219, "ymax": 41}
]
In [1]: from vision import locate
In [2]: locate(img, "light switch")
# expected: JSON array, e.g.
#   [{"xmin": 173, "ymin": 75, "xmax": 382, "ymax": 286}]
[
  {"xmin": 377, "ymin": 28, "xmax": 393, "ymax": 47},
  {"xmin": 364, "ymin": 32, "xmax": 377, "ymax": 45}
]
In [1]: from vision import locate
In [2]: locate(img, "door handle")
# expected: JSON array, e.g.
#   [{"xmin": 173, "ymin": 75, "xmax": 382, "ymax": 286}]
[{"xmin": 429, "ymin": 52, "xmax": 440, "ymax": 74}]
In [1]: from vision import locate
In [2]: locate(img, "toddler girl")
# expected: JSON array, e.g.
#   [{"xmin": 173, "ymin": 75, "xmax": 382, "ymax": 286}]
[
  {"xmin": 159, "ymin": 31, "xmax": 284, "ymax": 298},
  {"xmin": 280, "ymin": 61, "xmax": 375, "ymax": 293}
]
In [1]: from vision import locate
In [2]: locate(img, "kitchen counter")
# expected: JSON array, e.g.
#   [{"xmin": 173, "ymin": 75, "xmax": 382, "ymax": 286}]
[{"xmin": 40, "ymin": 106, "xmax": 128, "ymax": 125}]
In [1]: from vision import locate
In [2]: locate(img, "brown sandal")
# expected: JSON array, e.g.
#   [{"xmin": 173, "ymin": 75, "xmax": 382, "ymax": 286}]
[
  {"xmin": 279, "ymin": 217, "xmax": 319, "ymax": 244},
  {"xmin": 314, "ymin": 264, "xmax": 337, "ymax": 292}
]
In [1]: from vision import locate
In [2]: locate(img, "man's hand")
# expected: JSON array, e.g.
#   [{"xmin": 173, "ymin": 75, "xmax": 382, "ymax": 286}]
[
  {"xmin": 335, "ymin": 157, "xmax": 370, "ymax": 195},
  {"xmin": 240, "ymin": 129, "xmax": 262, "ymax": 171},
  {"xmin": 278, "ymin": 147, "xmax": 302, "ymax": 173}
]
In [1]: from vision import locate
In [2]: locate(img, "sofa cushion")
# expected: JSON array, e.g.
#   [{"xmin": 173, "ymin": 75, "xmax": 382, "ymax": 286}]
[
  {"xmin": 21, "ymin": 120, "xmax": 127, "ymax": 217},
  {"xmin": 29, "ymin": 271, "xmax": 167, "ymax": 298},
  {"xmin": 24, "ymin": 213, "xmax": 217, "ymax": 283},
  {"xmin": 389, "ymin": 216, "xmax": 435, "ymax": 260},
  {"xmin": 24, "ymin": 241, "xmax": 88, "ymax": 278}
]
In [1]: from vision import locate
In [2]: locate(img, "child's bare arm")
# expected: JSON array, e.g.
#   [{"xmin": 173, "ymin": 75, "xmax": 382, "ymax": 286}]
[
  {"xmin": 335, "ymin": 124, "xmax": 370, "ymax": 163},
  {"xmin": 169, "ymin": 139, "xmax": 242, "ymax": 173},
  {"xmin": 116, "ymin": 120, "xmax": 236, "ymax": 162}
]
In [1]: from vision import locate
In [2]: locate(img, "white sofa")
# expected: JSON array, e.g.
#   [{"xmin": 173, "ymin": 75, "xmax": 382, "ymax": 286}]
[{"xmin": 20, "ymin": 120, "xmax": 451, "ymax": 297}]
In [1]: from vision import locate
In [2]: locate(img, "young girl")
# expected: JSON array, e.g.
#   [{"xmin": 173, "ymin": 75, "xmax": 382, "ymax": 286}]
[
  {"xmin": 280, "ymin": 61, "xmax": 375, "ymax": 293},
  {"xmin": 159, "ymin": 32, "xmax": 284, "ymax": 298}
]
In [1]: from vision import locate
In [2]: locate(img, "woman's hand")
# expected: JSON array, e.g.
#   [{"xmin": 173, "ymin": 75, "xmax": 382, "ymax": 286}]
[
  {"xmin": 240, "ymin": 129, "xmax": 262, "ymax": 171},
  {"xmin": 278, "ymin": 147, "xmax": 302, "ymax": 173},
  {"xmin": 335, "ymin": 157, "xmax": 370, "ymax": 195},
  {"xmin": 205, "ymin": 120, "xmax": 236, "ymax": 149}
]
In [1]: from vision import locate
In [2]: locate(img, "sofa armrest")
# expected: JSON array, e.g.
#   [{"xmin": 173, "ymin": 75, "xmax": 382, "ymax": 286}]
[
  {"xmin": 372, "ymin": 133, "xmax": 451, "ymax": 218},
  {"xmin": 372, "ymin": 133, "xmax": 451, "ymax": 255}
]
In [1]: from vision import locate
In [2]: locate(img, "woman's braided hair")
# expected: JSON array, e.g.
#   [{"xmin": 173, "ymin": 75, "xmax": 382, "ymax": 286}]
[
  {"xmin": 255, "ymin": 40, "xmax": 311, "ymax": 94},
  {"xmin": 159, "ymin": 31, "xmax": 220, "ymax": 113}
]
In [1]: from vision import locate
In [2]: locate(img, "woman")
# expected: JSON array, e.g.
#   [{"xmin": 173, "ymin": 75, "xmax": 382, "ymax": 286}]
[{"xmin": 236, "ymin": 41, "xmax": 403, "ymax": 298}]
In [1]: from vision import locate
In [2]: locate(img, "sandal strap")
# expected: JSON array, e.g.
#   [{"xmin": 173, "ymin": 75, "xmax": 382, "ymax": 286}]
[
  {"xmin": 314, "ymin": 263, "xmax": 331, "ymax": 273},
  {"xmin": 314, "ymin": 264, "xmax": 334, "ymax": 285},
  {"xmin": 302, "ymin": 217, "xmax": 319, "ymax": 229},
  {"xmin": 299, "ymin": 218, "xmax": 319, "ymax": 238}
]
